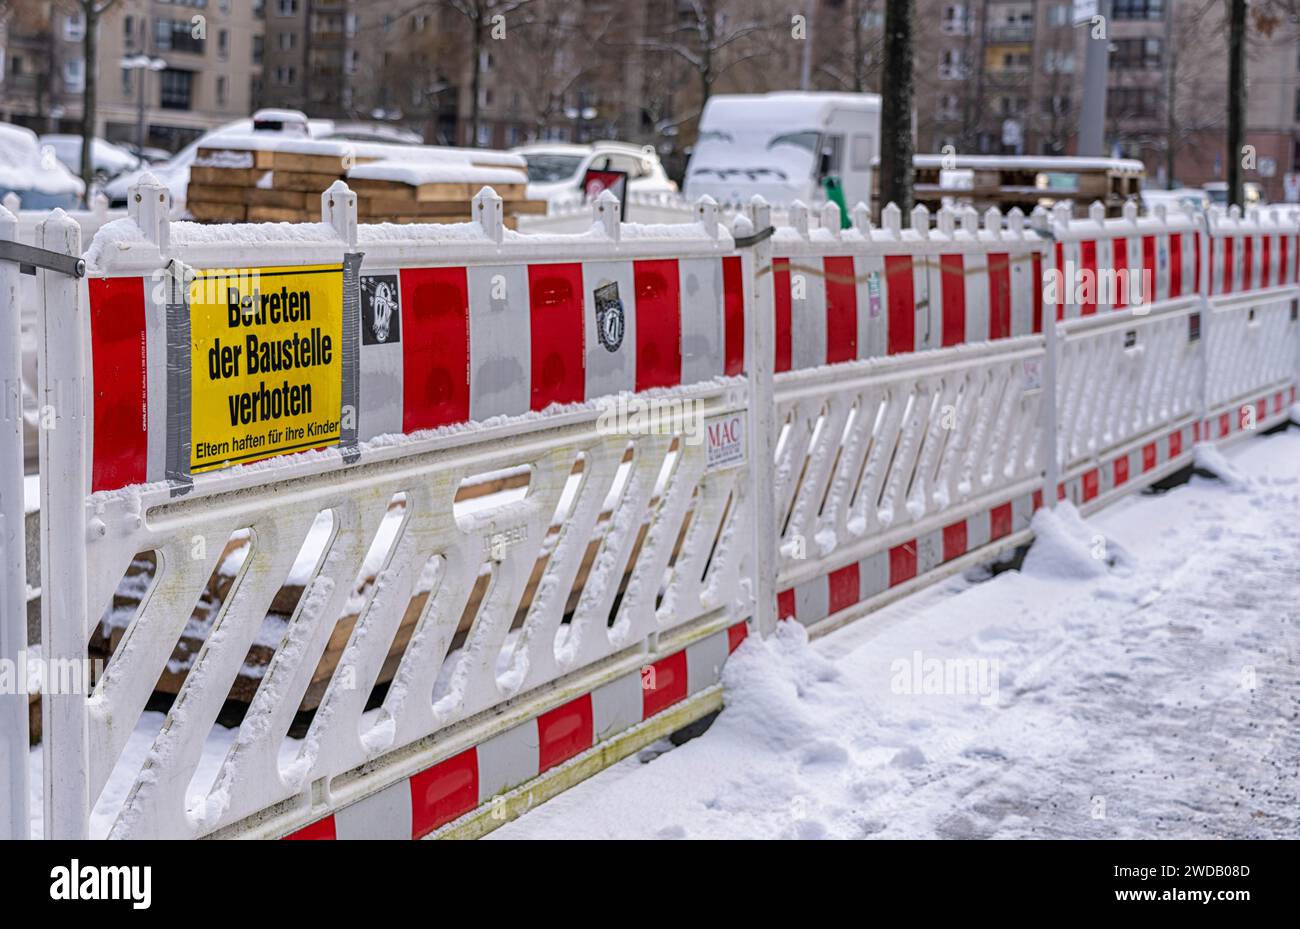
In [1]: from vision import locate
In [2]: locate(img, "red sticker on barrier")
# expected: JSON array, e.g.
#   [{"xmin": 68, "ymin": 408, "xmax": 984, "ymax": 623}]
[
  {"xmin": 537, "ymin": 695, "xmax": 594, "ymax": 773},
  {"xmin": 988, "ymin": 252, "xmax": 1011, "ymax": 339},
  {"xmin": 633, "ymin": 259, "xmax": 682, "ymax": 390},
  {"xmin": 885, "ymin": 255, "xmax": 915, "ymax": 354},
  {"xmin": 409, "ymin": 748, "xmax": 479, "ymax": 839},
  {"xmin": 777, "ymin": 588, "xmax": 796, "ymax": 622},
  {"xmin": 773, "ymin": 258, "xmax": 793, "ymax": 372},
  {"xmin": 643, "ymin": 650, "xmax": 688, "ymax": 718},
  {"xmin": 889, "ymin": 541, "xmax": 917, "ymax": 586},
  {"xmin": 942, "ymin": 520, "xmax": 968, "ymax": 561},
  {"xmin": 824, "ymin": 256, "xmax": 858, "ymax": 363},
  {"xmin": 527, "ymin": 263, "xmax": 585, "ymax": 410},
  {"xmin": 989, "ymin": 503, "xmax": 1013, "ymax": 541},
  {"xmin": 283, "ymin": 816, "xmax": 336, "ymax": 840},
  {"xmin": 401, "ymin": 267, "xmax": 470, "ymax": 432},
  {"xmin": 827, "ymin": 562, "xmax": 860, "ymax": 615},
  {"xmin": 722, "ymin": 256, "xmax": 745, "ymax": 375},
  {"xmin": 88, "ymin": 276, "xmax": 149, "ymax": 492}
]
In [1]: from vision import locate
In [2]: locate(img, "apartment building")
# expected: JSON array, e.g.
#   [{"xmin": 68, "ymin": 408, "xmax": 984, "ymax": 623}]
[{"xmin": 1, "ymin": 0, "xmax": 264, "ymax": 151}]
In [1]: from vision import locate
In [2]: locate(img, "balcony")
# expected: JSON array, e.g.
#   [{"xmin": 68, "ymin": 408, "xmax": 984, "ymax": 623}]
[{"xmin": 986, "ymin": 23, "xmax": 1034, "ymax": 42}]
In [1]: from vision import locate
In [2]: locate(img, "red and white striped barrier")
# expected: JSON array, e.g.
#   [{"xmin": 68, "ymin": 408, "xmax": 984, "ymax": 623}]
[
  {"xmin": 767, "ymin": 199, "xmax": 1047, "ymax": 373},
  {"xmin": 1050, "ymin": 200, "xmax": 1203, "ymax": 319},
  {"xmin": 282, "ymin": 622, "xmax": 747, "ymax": 840},
  {"xmin": 1205, "ymin": 205, "xmax": 1300, "ymax": 296}
]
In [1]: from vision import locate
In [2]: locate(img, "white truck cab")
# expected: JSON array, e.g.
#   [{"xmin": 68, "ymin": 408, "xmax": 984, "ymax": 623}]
[{"xmin": 683, "ymin": 92, "xmax": 881, "ymax": 210}]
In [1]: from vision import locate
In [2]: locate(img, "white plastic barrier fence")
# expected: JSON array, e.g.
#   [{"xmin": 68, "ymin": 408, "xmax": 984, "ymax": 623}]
[
  {"xmin": 37, "ymin": 181, "xmax": 759, "ymax": 839},
  {"xmin": 12, "ymin": 174, "xmax": 1300, "ymax": 839},
  {"xmin": 0, "ymin": 204, "xmax": 29, "ymax": 839}
]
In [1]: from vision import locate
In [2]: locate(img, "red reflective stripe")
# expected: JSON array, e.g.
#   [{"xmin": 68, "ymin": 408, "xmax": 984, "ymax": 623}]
[
  {"xmin": 1112, "ymin": 237, "xmax": 1129, "ymax": 309},
  {"xmin": 409, "ymin": 749, "xmax": 479, "ymax": 839},
  {"xmin": 1081, "ymin": 469, "xmax": 1100, "ymax": 502},
  {"xmin": 1054, "ymin": 242, "xmax": 1065, "ymax": 321},
  {"xmin": 824, "ymin": 256, "xmax": 858, "ymax": 363},
  {"xmin": 1114, "ymin": 455, "xmax": 1129, "ymax": 486},
  {"xmin": 1032, "ymin": 489, "xmax": 1044, "ymax": 512},
  {"xmin": 942, "ymin": 520, "xmax": 968, "ymax": 561},
  {"xmin": 1261, "ymin": 236, "xmax": 1272, "ymax": 289},
  {"xmin": 722, "ymin": 256, "xmax": 745, "ymax": 375},
  {"xmin": 88, "ymin": 276, "xmax": 148, "ymax": 492},
  {"xmin": 1142, "ymin": 442, "xmax": 1157, "ymax": 472},
  {"xmin": 1143, "ymin": 235, "xmax": 1159, "ymax": 308},
  {"xmin": 727, "ymin": 622, "xmax": 749, "ymax": 653},
  {"xmin": 1169, "ymin": 429, "xmax": 1183, "ymax": 458},
  {"xmin": 400, "ymin": 267, "xmax": 470, "ymax": 431},
  {"xmin": 777, "ymin": 588, "xmax": 796, "ymax": 621},
  {"xmin": 537, "ymin": 695, "xmax": 594, "ymax": 773},
  {"xmin": 827, "ymin": 562, "xmax": 860, "ymax": 615},
  {"xmin": 284, "ymin": 817, "xmax": 336, "ymax": 840},
  {"xmin": 1031, "ymin": 251, "xmax": 1044, "ymax": 333},
  {"xmin": 1222, "ymin": 237, "xmax": 1234, "ymax": 295},
  {"xmin": 1169, "ymin": 233, "xmax": 1183, "ymax": 296},
  {"xmin": 643, "ymin": 650, "xmax": 688, "ymax": 718},
  {"xmin": 1079, "ymin": 240, "xmax": 1097, "ymax": 315},
  {"xmin": 889, "ymin": 540, "xmax": 917, "ymax": 586},
  {"xmin": 633, "ymin": 259, "xmax": 682, "ymax": 390},
  {"xmin": 885, "ymin": 255, "xmax": 915, "ymax": 354},
  {"xmin": 988, "ymin": 252, "xmax": 1011, "ymax": 338},
  {"xmin": 1243, "ymin": 236, "xmax": 1253, "ymax": 290},
  {"xmin": 773, "ymin": 258, "xmax": 793, "ymax": 372},
  {"xmin": 940, "ymin": 254, "xmax": 966, "ymax": 345},
  {"xmin": 989, "ymin": 502, "xmax": 1013, "ymax": 541},
  {"xmin": 527, "ymin": 263, "xmax": 585, "ymax": 410}
]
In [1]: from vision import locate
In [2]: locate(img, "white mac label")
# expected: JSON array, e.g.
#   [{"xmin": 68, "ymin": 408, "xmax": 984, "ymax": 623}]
[{"xmin": 705, "ymin": 413, "xmax": 746, "ymax": 471}]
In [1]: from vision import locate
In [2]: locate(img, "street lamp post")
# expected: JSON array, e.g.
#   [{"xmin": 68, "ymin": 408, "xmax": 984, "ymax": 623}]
[{"xmin": 121, "ymin": 55, "xmax": 167, "ymax": 159}]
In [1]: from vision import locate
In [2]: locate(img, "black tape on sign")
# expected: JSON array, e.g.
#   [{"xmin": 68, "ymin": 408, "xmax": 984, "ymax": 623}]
[
  {"xmin": 339, "ymin": 252, "xmax": 363, "ymax": 464},
  {"xmin": 166, "ymin": 260, "xmax": 194, "ymax": 497}
]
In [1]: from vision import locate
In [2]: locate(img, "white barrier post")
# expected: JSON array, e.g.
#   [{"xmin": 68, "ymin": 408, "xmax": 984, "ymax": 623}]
[
  {"xmin": 37, "ymin": 210, "xmax": 89, "ymax": 839},
  {"xmin": 1042, "ymin": 211, "xmax": 1061, "ymax": 507},
  {"xmin": 742, "ymin": 196, "xmax": 778, "ymax": 636},
  {"xmin": 0, "ymin": 203, "xmax": 28, "ymax": 839}
]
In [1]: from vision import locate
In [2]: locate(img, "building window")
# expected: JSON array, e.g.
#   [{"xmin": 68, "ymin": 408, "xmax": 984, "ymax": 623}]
[
  {"xmin": 216, "ymin": 75, "xmax": 228, "ymax": 106},
  {"xmin": 1113, "ymin": 0, "xmax": 1164, "ymax": 20},
  {"xmin": 218, "ymin": 30, "xmax": 229, "ymax": 60},
  {"xmin": 279, "ymin": 32, "xmax": 296, "ymax": 51},
  {"xmin": 253, "ymin": 35, "xmax": 264, "ymax": 65},
  {"xmin": 1112, "ymin": 38, "xmax": 1162, "ymax": 69},
  {"xmin": 1108, "ymin": 87, "xmax": 1158, "ymax": 118},
  {"xmin": 1047, "ymin": 4, "xmax": 1071, "ymax": 27},
  {"xmin": 940, "ymin": 5, "xmax": 969, "ymax": 35},
  {"xmin": 122, "ymin": 67, "xmax": 133, "ymax": 95},
  {"xmin": 63, "ymin": 59, "xmax": 85, "ymax": 93},
  {"xmin": 939, "ymin": 48, "xmax": 968, "ymax": 80},
  {"xmin": 345, "ymin": 49, "xmax": 359, "ymax": 74},
  {"xmin": 159, "ymin": 69, "xmax": 194, "ymax": 109},
  {"xmin": 64, "ymin": 12, "xmax": 85, "ymax": 41},
  {"xmin": 274, "ymin": 65, "xmax": 296, "ymax": 85},
  {"xmin": 124, "ymin": 15, "xmax": 134, "ymax": 45},
  {"xmin": 277, "ymin": 0, "xmax": 299, "ymax": 16},
  {"xmin": 155, "ymin": 19, "xmax": 206, "ymax": 54}
]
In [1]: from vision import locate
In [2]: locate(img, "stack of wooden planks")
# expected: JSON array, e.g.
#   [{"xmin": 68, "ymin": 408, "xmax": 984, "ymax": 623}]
[{"xmin": 186, "ymin": 141, "xmax": 545, "ymax": 226}]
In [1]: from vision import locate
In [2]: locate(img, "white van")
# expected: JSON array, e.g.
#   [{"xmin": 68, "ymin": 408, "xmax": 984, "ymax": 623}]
[{"xmin": 684, "ymin": 92, "xmax": 881, "ymax": 210}]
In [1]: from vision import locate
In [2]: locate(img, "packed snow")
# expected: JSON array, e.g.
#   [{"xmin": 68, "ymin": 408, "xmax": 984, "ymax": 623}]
[{"xmin": 493, "ymin": 426, "xmax": 1300, "ymax": 839}]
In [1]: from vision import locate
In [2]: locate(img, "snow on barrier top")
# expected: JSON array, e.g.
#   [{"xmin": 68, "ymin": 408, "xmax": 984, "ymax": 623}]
[{"xmin": 80, "ymin": 180, "xmax": 744, "ymax": 495}]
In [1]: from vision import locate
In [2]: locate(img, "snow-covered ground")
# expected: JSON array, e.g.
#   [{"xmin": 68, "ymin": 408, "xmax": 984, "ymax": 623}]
[{"xmin": 494, "ymin": 426, "xmax": 1300, "ymax": 839}]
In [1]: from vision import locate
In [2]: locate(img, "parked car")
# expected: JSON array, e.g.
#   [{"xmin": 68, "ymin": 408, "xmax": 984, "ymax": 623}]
[
  {"xmin": 324, "ymin": 122, "xmax": 424, "ymax": 145},
  {"xmin": 0, "ymin": 122, "xmax": 85, "ymax": 209},
  {"xmin": 513, "ymin": 141, "xmax": 677, "ymax": 206},
  {"xmin": 38, "ymin": 134, "xmax": 143, "ymax": 184},
  {"xmin": 1139, "ymin": 186, "xmax": 1210, "ymax": 215},
  {"xmin": 1203, "ymin": 181, "xmax": 1264, "ymax": 209}
]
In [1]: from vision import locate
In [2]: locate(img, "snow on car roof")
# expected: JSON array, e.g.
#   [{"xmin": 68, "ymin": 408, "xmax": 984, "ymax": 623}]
[
  {"xmin": 913, "ymin": 153, "xmax": 1146, "ymax": 173},
  {"xmin": 0, "ymin": 123, "xmax": 85, "ymax": 195},
  {"xmin": 202, "ymin": 133, "xmax": 526, "ymax": 169}
]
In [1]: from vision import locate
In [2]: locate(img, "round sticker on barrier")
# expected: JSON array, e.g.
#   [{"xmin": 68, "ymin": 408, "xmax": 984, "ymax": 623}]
[{"xmin": 594, "ymin": 280, "xmax": 625, "ymax": 352}]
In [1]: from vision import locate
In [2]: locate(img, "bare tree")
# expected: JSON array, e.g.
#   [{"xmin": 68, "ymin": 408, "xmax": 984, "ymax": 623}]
[
  {"xmin": 880, "ymin": 0, "xmax": 913, "ymax": 216},
  {"xmin": 439, "ymin": 0, "xmax": 540, "ymax": 146},
  {"xmin": 74, "ymin": 0, "xmax": 118, "ymax": 201}
]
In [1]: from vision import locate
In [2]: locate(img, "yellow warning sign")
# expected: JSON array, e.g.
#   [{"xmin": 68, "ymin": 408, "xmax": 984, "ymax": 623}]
[{"xmin": 190, "ymin": 263, "xmax": 343, "ymax": 473}]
